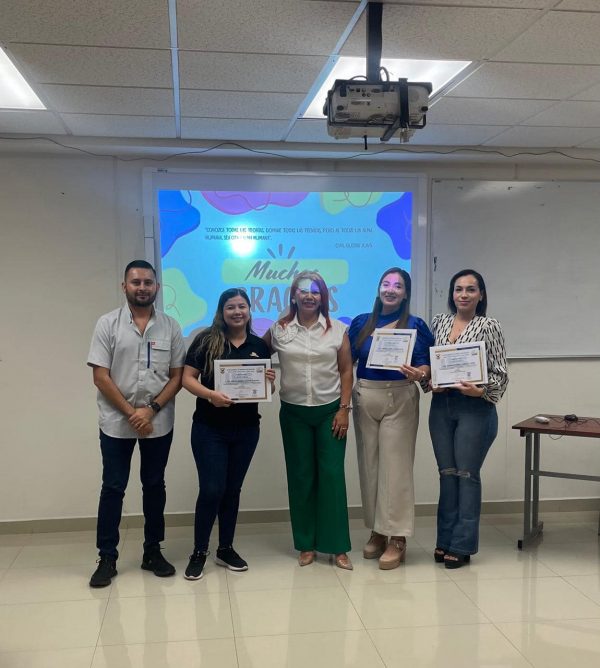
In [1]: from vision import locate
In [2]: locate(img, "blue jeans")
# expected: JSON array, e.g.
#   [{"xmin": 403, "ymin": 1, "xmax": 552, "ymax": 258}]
[
  {"xmin": 428, "ymin": 392, "xmax": 498, "ymax": 555},
  {"xmin": 97, "ymin": 430, "xmax": 173, "ymax": 559},
  {"xmin": 191, "ymin": 421, "xmax": 259, "ymax": 552}
]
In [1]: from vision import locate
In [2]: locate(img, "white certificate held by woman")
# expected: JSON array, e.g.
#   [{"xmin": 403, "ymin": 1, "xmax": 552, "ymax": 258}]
[
  {"xmin": 214, "ymin": 359, "xmax": 272, "ymax": 402},
  {"xmin": 430, "ymin": 341, "xmax": 488, "ymax": 388},
  {"xmin": 365, "ymin": 328, "xmax": 417, "ymax": 370}
]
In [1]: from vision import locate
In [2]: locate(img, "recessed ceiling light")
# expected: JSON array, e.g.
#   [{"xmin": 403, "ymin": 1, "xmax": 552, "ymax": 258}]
[
  {"xmin": 303, "ymin": 56, "xmax": 471, "ymax": 119},
  {"xmin": 0, "ymin": 49, "xmax": 45, "ymax": 110}
]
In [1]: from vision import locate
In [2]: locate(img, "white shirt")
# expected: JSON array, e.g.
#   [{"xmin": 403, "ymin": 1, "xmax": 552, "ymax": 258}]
[
  {"xmin": 87, "ymin": 305, "xmax": 186, "ymax": 438},
  {"xmin": 270, "ymin": 314, "xmax": 347, "ymax": 406}
]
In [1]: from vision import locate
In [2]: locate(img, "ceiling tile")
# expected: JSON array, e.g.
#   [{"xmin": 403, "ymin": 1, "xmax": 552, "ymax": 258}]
[
  {"xmin": 408, "ymin": 124, "xmax": 509, "ymax": 146},
  {"xmin": 177, "ymin": 0, "xmax": 357, "ymax": 55},
  {"xmin": 179, "ymin": 52, "xmax": 326, "ymax": 93},
  {"xmin": 494, "ymin": 11, "xmax": 600, "ymax": 64},
  {"xmin": 181, "ymin": 118, "xmax": 289, "ymax": 141},
  {"xmin": 41, "ymin": 85, "xmax": 173, "ymax": 116},
  {"xmin": 572, "ymin": 81, "xmax": 600, "ymax": 101},
  {"xmin": 341, "ymin": 6, "xmax": 540, "ymax": 60},
  {"xmin": 429, "ymin": 98, "xmax": 554, "ymax": 125},
  {"xmin": 555, "ymin": 0, "xmax": 600, "ymax": 9},
  {"xmin": 8, "ymin": 44, "xmax": 172, "ymax": 87},
  {"xmin": 61, "ymin": 114, "xmax": 175, "ymax": 138},
  {"xmin": 448, "ymin": 62, "xmax": 600, "ymax": 100},
  {"xmin": 0, "ymin": 1, "xmax": 170, "ymax": 48},
  {"xmin": 286, "ymin": 119, "xmax": 364, "ymax": 143},
  {"xmin": 484, "ymin": 126, "xmax": 600, "ymax": 147},
  {"xmin": 575, "ymin": 135, "xmax": 600, "ymax": 148},
  {"xmin": 522, "ymin": 101, "xmax": 600, "ymax": 127},
  {"xmin": 0, "ymin": 110, "xmax": 66, "ymax": 134},
  {"xmin": 181, "ymin": 90, "xmax": 304, "ymax": 120},
  {"xmin": 383, "ymin": 0, "xmax": 553, "ymax": 6}
]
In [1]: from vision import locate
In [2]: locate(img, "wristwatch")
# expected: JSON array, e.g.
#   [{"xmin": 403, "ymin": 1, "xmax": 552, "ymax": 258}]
[{"xmin": 146, "ymin": 401, "xmax": 161, "ymax": 413}]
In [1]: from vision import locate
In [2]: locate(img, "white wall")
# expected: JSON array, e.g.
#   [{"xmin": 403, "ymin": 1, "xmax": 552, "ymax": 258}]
[{"xmin": 1, "ymin": 151, "xmax": 599, "ymax": 522}]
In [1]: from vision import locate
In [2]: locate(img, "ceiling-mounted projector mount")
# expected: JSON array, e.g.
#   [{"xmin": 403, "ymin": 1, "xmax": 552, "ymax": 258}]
[{"xmin": 323, "ymin": 2, "xmax": 432, "ymax": 145}]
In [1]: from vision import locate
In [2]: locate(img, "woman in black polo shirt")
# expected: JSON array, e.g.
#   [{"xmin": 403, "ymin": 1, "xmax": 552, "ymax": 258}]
[{"xmin": 182, "ymin": 288, "xmax": 275, "ymax": 580}]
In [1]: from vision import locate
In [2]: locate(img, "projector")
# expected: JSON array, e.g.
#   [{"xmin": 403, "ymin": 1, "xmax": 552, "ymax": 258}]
[{"xmin": 324, "ymin": 78, "xmax": 432, "ymax": 142}]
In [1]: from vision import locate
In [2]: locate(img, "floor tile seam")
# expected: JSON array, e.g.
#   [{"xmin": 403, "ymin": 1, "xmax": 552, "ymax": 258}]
[
  {"xmin": 362, "ymin": 620, "xmax": 497, "ymax": 630},
  {"xmin": 97, "ymin": 632, "xmax": 236, "ymax": 648},
  {"xmin": 223, "ymin": 563, "xmax": 242, "ymax": 664},
  {"xmin": 488, "ymin": 619, "xmax": 536, "ymax": 667},
  {"xmin": 559, "ymin": 576, "xmax": 600, "ymax": 610},
  {"xmin": 363, "ymin": 628, "xmax": 396, "ymax": 667},
  {"xmin": 89, "ymin": 596, "xmax": 110, "ymax": 668},
  {"xmin": 0, "ymin": 597, "xmax": 110, "ymax": 610},
  {"xmin": 110, "ymin": 580, "xmax": 227, "ymax": 601},
  {"xmin": 104, "ymin": 589, "xmax": 233, "ymax": 603},
  {"xmin": 533, "ymin": 557, "xmax": 600, "ymax": 576},
  {"xmin": 1, "ymin": 545, "xmax": 25, "ymax": 570},
  {"xmin": 444, "ymin": 577, "xmax": 495, "ymax": 623},
  {"xmin": 342, "ymin": 577, "xmax": 464, "ymax": 594},
  {"xmin": 0, "ymin": 595, "xmax": 111, "ymax": 606},
  {"xmin": 230, "ymin": 583, "xmax": 350, "ymax": 597},
  {"xmin": 491, "ymin": 613, "xmax": 600, "ymax": 624},
  {"xmin": 91, "ymin": 638, "xmax": 236, "ymax": 650},
  {"xmin": 447, "ymin": 573, "xmax": 565, "ymax": 583},
  {"xmin": 231, "ymin": 627, "xmax": 367, "ymax": 640},
  {"xmin": 332, "ymin": 564, "xmax": 370, "ymax": 634}
]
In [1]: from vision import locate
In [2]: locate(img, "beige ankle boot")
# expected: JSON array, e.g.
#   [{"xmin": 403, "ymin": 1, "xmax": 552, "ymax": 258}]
[
  {"xmin": 363, "ymin": 531, "xmax": 387, "ymax": 559},
  {"xmin": 379, "ymin": 537, "xmax": 406, "ymax": 570}
]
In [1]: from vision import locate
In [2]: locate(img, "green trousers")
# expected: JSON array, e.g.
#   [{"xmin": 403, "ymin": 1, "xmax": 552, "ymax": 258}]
[{"xmin": 279, "ymin": 400, "xmax": 351, "ymax": 554}]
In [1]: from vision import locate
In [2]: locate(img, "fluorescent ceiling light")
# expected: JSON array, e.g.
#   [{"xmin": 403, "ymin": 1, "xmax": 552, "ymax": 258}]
[
  {"xmin": 303, "ymin": 56, "xmax": 470, "ymax": 119},
  {"xmin": 0, "ymin": 49, "xmax": 45, "ymax": 110}
]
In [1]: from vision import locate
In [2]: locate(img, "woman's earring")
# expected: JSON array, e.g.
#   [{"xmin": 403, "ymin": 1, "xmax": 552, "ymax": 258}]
[{"xmin": 291, "ymin": 299, "xmax": 296, "ymax": 304}]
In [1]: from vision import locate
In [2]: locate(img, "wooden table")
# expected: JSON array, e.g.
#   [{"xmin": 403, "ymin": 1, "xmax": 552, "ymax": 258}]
[{"xmin": 512, "ymin": 415, "xmax": 600, "ymax": 549}]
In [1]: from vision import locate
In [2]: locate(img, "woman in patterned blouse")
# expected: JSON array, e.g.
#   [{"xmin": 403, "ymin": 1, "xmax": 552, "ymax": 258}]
[{"xmin": 429, "ymin": 269, "xmax": 508, "ymax": 569}]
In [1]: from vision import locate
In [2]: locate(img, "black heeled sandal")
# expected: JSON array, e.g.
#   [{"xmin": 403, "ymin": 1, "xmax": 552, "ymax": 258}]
[
  {"xmin": 443, "ymin": 552, "xmax": 471, "ymax": 569},
  {"xmin": 434, "ymin": 548, "xmax": 445, "ymax": 563}
]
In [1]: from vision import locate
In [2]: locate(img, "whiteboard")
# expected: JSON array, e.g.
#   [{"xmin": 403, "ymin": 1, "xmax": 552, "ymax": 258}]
[{"xmin": 431, "ymin": 180, "xmax": 600, "ymax": 358}]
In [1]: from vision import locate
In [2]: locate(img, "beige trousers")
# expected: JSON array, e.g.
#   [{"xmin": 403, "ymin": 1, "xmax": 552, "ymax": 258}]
[{"xmin": 352, "ymin": 378, "xmax": 419, "ymax": 537}]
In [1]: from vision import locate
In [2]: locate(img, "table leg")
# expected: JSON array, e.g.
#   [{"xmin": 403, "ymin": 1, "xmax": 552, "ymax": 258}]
[
  {"xmin": 519, "ymin": 433, "xmax": 532, "ymax": 549},
  {"xmin": 519, "ymin": 432, "xmax": 544, "ymax": 549},
  {"xmin": 532, "ymin": 433, "xmax": 540, "ymax": 530}
]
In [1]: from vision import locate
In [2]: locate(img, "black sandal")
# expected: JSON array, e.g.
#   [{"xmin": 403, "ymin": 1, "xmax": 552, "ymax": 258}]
[
  {"xmin": 434, "ymin": 548, "xmax": 445, "ymax": 563},
  {"xmin": 443, "ymin": 552, "xmax": 471, "ymax": 569}
]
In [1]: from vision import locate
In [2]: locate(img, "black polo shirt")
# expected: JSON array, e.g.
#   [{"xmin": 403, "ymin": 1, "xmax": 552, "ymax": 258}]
[{"xmin": 185, "ymin": 332, "xmax": 271, "ymax": 427}]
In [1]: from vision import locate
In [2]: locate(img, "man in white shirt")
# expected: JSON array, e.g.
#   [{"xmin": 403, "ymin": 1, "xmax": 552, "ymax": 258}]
[{"xmin": 87, "ymin": 260, "xmax": 186, "ymax": 587}]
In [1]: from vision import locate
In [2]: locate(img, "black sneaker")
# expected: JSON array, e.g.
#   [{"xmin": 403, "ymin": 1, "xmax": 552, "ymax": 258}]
[
  {"xmin": 184, "ymin": 550, "xmax": 208, "ymax": 580},
  {"xmin": 141, "ymin": 547, "xmax": 176, "ymax": 577},
  {"xmin": 215, "ymin": 546, "xmax": 248, "ymax": 571},
  {"xmin": 89, "ymin": 557, "xmax": 117, "ymax": 588}
]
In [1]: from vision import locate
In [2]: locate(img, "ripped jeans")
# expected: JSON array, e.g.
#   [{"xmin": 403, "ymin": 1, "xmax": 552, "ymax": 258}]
[{"xmin": 429, "ymin": 391, "xmax": 498, "ymax": 555}]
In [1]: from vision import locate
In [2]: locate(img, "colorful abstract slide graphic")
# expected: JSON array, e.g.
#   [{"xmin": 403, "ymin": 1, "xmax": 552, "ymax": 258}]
[{"xmin": 158, "ymin": 190, "xmax": 412, "ymax": 338}]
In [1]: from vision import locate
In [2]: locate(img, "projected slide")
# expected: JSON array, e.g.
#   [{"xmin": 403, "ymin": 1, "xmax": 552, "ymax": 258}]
[{"xmin": 158, "ymin": 189, "xmax": 412, "ymax": 338}]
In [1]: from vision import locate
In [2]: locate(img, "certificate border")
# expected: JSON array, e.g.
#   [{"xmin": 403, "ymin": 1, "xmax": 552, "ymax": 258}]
[
  {"xmin": 365, "ymin": 328, "xmax": 417, "ymax": 371},
  {"xmin": 430, "ymin": 341, "xmax": 488, "ymax": 388},
  {"xmin": 214, "ymin": 358, "xmax": 272, "ymax": 402}
]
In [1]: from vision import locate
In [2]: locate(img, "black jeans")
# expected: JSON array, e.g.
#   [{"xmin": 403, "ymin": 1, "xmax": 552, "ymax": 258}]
[
  {"xmin": 191, "ymin": 420, "xmax": 259, "ymax": 553},
  {"xmin": 96, "ymin": 429, "xmax": 173, "ymax": 559}
]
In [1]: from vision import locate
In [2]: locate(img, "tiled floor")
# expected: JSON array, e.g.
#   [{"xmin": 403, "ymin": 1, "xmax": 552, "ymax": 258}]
[{"xmin": 1, "ymin": 512, "xmax": 600, "ymax": 667}]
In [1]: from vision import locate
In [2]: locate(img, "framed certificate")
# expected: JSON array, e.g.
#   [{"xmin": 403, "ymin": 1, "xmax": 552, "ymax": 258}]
[
  {"xmin": 430, "ymin": 341, "xmax": 488, "ymax": 388},
  {"xmin": 366, "ymin": 328, "xmax": 417, "ymax": 371},
  {"xmin": 214, "ymin": 359, "xmax": 272, "ymax": 402}
]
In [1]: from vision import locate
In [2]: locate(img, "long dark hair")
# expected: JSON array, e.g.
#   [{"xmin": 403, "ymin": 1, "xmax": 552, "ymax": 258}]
[
  {"xmin": 192, "ymin": 288, "xmax": 253, "ymax": 376},
  {"xmin": 355, "ymin": 267, "xmax": 411, "ymax": 349},
  {"xmin": 447, "ymin": 269, "xmax": 487, "ymax": 316},
  {"xmin": 278, "ymin": 270, "xmax": 332, "ymax": 331}
]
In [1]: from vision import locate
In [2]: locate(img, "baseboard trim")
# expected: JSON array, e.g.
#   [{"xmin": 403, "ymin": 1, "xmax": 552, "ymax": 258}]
[{"xmin": 2, "ymin": 498, "xmax": 599, "ymax": 534}]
